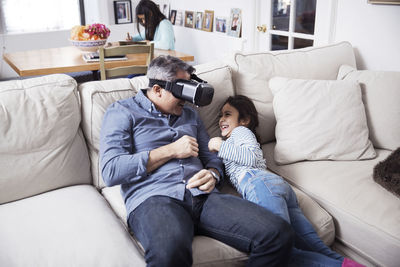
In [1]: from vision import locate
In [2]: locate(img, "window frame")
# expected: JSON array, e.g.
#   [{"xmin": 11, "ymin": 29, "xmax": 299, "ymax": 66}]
[
  {"xmin": 269, "ymin": 0, "xmax": 316, "ymax": 50},
  {"xmin": 256, "ymin": 0, "xmax": 338, "ymax": 51}
]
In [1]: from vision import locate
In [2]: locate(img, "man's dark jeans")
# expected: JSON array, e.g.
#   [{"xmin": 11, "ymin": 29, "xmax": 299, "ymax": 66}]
[{"xmin": 128, "ymin": 190, "xmax": 294, "ymax": 267}]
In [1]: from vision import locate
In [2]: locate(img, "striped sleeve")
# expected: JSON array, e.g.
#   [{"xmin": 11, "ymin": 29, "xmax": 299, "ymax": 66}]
[{"xmin": 218, "ymin": 127, "xmax": 261, "ymax": 168}]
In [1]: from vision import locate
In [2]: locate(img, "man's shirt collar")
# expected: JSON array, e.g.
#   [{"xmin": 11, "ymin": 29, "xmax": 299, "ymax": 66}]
[
  {"xmin": 135, "ymin": 89, "xmax": 154, "ymax": 113},
  {"xmin": 135, "ymin": 89, "xmax": 172, "ymax": 119}
]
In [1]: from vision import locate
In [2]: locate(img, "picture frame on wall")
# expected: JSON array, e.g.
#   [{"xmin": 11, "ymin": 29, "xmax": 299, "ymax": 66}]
[
  {"xmin": 215, "ymin": 16, "xmax": 227, "ymax": 33},
  {"xmin": 368, "ymin": 0, "xmax": 400, "ymax": 4},
  {"xmin": 114, "ymin": 0, "xmax": 132, "ymax": 24},
  {"xmin": 227, "ymin": 8, "xmax": 242, "ymax": 37},
  {"xmin": 170, "ymin": 10, "xmax": 177, "ymax": 25},
  {"xmin": 175, "ymin": 10, "xmax": 184, "ymax": 26},
  {"xmin": 185, "ymin": 11, "xmax": 194, "ymax": 28},
  {"xmin": 162, "ymin": 4, "xmax": 170, "ymax": 18},
  {"xmin": 194, "ymin": 12, "xmax": 203, "ymax": 30},
  {"xmin": 202, "ymin": 10, "xmax": 214, "ymax": 32}
]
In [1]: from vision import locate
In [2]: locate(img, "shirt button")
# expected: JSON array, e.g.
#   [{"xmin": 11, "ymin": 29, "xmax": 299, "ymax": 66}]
[{"xmin": 180, "ymin": 164, "xmax": 183, "ymax": 167}]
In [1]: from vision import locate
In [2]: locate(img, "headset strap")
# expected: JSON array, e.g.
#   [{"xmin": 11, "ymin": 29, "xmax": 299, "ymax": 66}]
[
  {"xmin": 148, "ymin": 74, "xmax": 207, "ymax": 90},
  {"xmin": 148, "ymin": 79, "xmax": 174, "ymax": 91},
  {"xmin": 190, "ymin": 73, "xmax": 207, "ymax": 83}
]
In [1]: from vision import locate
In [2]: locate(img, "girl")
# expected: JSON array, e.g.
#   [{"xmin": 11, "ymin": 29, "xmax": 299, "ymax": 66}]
[
  {"xmin": 128, "ymin": 0, "xmax": 175, "ymax": 50},
  {"xmin": 208, "ymin": 95, "xmax": 364, "ymax": 267}
]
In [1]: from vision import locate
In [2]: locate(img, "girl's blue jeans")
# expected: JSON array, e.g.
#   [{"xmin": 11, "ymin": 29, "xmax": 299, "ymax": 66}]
[{"xmin": 240, "ymin": 169, "xmax": 345, "ymax": 267}]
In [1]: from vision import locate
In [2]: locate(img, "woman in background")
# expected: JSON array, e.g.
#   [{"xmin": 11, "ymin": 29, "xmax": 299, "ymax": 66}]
[{"xmin": 128, "ymin": 0, "xmax": 175, "ymax": 50}]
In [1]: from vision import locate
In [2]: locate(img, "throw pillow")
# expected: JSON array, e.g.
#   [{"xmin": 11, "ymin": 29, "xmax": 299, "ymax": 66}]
[
  {"xmin": 337, "ymin": 65, "xmax": 400, "ymax": 151},
  {"xmin": 269, "ymin": 77, "xmax": 376, "ymax": 165},
  {"xmin": 373, "ymin": 147, "xmax": 400, "ymax": 198}
]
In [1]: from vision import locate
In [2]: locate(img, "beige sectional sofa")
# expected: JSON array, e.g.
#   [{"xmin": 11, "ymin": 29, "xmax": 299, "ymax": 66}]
[{"xmin": 0, "ymin": 41, "xmax": 398, "ymax": 266}]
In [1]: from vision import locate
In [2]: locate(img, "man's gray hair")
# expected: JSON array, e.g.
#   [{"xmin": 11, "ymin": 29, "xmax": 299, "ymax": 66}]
[{"xmin": 147, "ymin": 55, "xmax": 195, "ymax": 82}]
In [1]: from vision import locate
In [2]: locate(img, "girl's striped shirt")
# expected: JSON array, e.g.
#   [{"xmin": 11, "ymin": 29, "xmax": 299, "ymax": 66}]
[{"xmin": 218, "ymin": 126, "xmax": 266, "ymax": 191}]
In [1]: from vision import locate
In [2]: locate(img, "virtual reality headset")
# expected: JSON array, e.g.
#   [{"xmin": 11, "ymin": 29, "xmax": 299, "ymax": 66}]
[{"xmin": 148, "ymin": 74, "xmax": 214, "ymax": 106}]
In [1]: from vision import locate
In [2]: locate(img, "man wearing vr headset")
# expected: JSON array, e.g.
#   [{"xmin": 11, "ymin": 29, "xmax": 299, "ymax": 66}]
[{"xmin": 100, "ymin": 55, "xmax": 293, "ymax": 267}]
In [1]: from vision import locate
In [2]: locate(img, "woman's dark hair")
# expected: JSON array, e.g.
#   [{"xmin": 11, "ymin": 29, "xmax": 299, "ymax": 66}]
[
  {"xmin": 136, "ymin": 0, "xmax": 166, "ymax": 41},
  {"xmin": 223, "ymin": 95, "xmax": 260, "ymax": 142}
]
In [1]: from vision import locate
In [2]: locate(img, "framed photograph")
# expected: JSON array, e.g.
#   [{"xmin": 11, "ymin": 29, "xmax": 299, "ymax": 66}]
[
  {"xmin": 162, "ymin": 3, "xmax": 170, "ymax": 18},
  {"xmin": 185, "ymin": 11, "xmax": 194, "ymax": 28},
  {"xmin": 194, "ymin": 12, "xmax": 203, "ymax": 30},
  {"xmin": 227, "ymin": 8, "xmax": 242, "ymax": 37},
  {"xmin": 175, "ymin": 10, "xmax": 184, "ymax": 26},
  {"xmin": 215, "ymin": 16, "xmax": 227, "ymax": 33},
  {"xmin": 368, "ymin": 0, "xmax": 400, "ymax": 4},
  {"xmin": 170, "ymin": 10, "xmax": 177, "ymax": 25},
  {"xmin": 202, "ymin": 10, "xmax": 214, "ymax": 32},
  {"xmin": 114, "ymin": 0, "xmax": 132, "ymax": 24}
]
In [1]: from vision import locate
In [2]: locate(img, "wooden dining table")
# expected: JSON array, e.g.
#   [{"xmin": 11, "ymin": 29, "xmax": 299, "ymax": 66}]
[{"xmin": 3, "ymin": 46, "xmax": 194, "ymax": 77}]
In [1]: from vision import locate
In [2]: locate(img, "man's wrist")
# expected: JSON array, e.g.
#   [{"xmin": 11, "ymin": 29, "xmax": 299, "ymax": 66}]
[{"xmin": 208, "ymin": 169, "xmax": 220, "ymax": 182}]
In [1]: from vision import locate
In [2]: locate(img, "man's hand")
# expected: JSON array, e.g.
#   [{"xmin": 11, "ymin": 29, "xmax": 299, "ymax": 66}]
[
  {"xmin": 147, "ymin": 135, "xmax": 198, "ymax": 173},
  {"xmin": 170, "ymin": 135, "xmax": 199, "ymax": 158},
  {"xmin": 208, "ymin": 137, "xmax": 223, "ymax": 152},
  {"xmin": 186, "ymin": 169, "xmax": 218, "ymax": 193}
]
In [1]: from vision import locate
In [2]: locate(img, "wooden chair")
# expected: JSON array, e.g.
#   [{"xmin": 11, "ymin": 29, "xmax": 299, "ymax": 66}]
[{"xmin": 99, "ymin": 43, "xmax": 154, "ymax": 80}]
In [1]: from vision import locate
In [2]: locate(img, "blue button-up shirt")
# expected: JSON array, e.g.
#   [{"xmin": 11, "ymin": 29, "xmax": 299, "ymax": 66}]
[{"xmin": 100, "ymin": 90, "xmax": 224, "ymax": 216}]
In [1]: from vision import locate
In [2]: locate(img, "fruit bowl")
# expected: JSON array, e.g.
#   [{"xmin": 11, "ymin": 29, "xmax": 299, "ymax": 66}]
[{"xmin": 70, "ymin": 39, "xmax": 108, "ymax": 52}]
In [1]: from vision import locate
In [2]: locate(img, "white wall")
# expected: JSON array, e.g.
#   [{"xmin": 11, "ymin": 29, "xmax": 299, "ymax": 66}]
[
  {"xmin": 1, "ymin": 0, "xmax": 400, "ymax": 79},
  {"xmin": 333, "ymin": 0, "xmax": 400, "ymax": 71},
  {"xmin": 153, "ymin": 0, "xmax": 255, "ymax": 65}
]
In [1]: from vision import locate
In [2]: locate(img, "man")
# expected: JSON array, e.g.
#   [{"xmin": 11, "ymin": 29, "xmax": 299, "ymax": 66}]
[{"xmin": 100, "ymin": 55, "xmax": 293, "ymax": 267}]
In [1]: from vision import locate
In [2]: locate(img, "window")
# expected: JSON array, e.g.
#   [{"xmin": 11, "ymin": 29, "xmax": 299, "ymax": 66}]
[
  {"xmin": 0, "ymin": 0, "xmax": 84, "ymax": 34},
  {"xmin": 270, "ymin": 0, "xmax": 316, "ymax": 50}
]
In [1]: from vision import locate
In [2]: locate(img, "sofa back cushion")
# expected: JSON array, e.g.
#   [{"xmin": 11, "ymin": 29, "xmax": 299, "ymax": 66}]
[
  {"xmin": 79, "ymin": 78, "xmax": 138, "ymax": 189},
  {"xmin": 269, "ymin": 77, "xmax": 376, "ymax": 164},
  {"xmin": 0, "ymin": 74, "xmax": 91, "ymax": 204},
  {"xmin": 193, "ymin": 62, "xmax": 235, "ymax": 138},
  {"xmin": 338, "ymin": 65, "xmax": 400, "ymax": 151},
  {"xmin": 228, "ymin": 41, "xmax": 357, "ymax": 144}
]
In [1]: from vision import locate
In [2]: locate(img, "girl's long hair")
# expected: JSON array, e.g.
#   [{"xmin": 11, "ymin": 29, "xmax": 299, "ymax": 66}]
[
  {"xmin": 135, "ymin": 0, "xmax": 166, "ymax": 41},
  {"xmin": 223, "ymin": 95, "xmax": 260, "ymax": 142}
]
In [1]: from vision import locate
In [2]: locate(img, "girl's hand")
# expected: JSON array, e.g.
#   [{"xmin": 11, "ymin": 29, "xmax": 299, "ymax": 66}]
[{"xmin": 208, "ymin": 137, "xmax": 222, "ymax": 152}]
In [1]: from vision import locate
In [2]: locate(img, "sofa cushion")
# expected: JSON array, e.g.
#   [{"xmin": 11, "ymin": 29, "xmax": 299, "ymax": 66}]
[
  {"xmin": 79, "ymin": 78, "xmax": 137, "ymax": 188},
  {"xmin": 228, "ymin": 41, "xmax": 357, "ymax": 144},
  {"xmin": 0, "ymin": 74, "xmax": 91, "ymax": 204},
  {"xmin": 0, "ymin": 185, "xmax": 145, "ymax": 267},
  {"xmin": 263, "ymin": 143, "xmax": 400, "ymax": 267},
  {"xmin": 194, "ymin": 62, "xmax": 235, "ymax": 138},
  {"xmin": 269, "ymin": 77, "xmax": 376, "ymax": 164},
  {"xmin": 337, "ymin": 65, "xmax": 400, "ymax": 151}
]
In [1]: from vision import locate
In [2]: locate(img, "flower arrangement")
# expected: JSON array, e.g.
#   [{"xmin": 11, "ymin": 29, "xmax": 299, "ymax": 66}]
[{"xmin": 70, "ymin": 23, "xmax": 110, "ymax": 41}]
